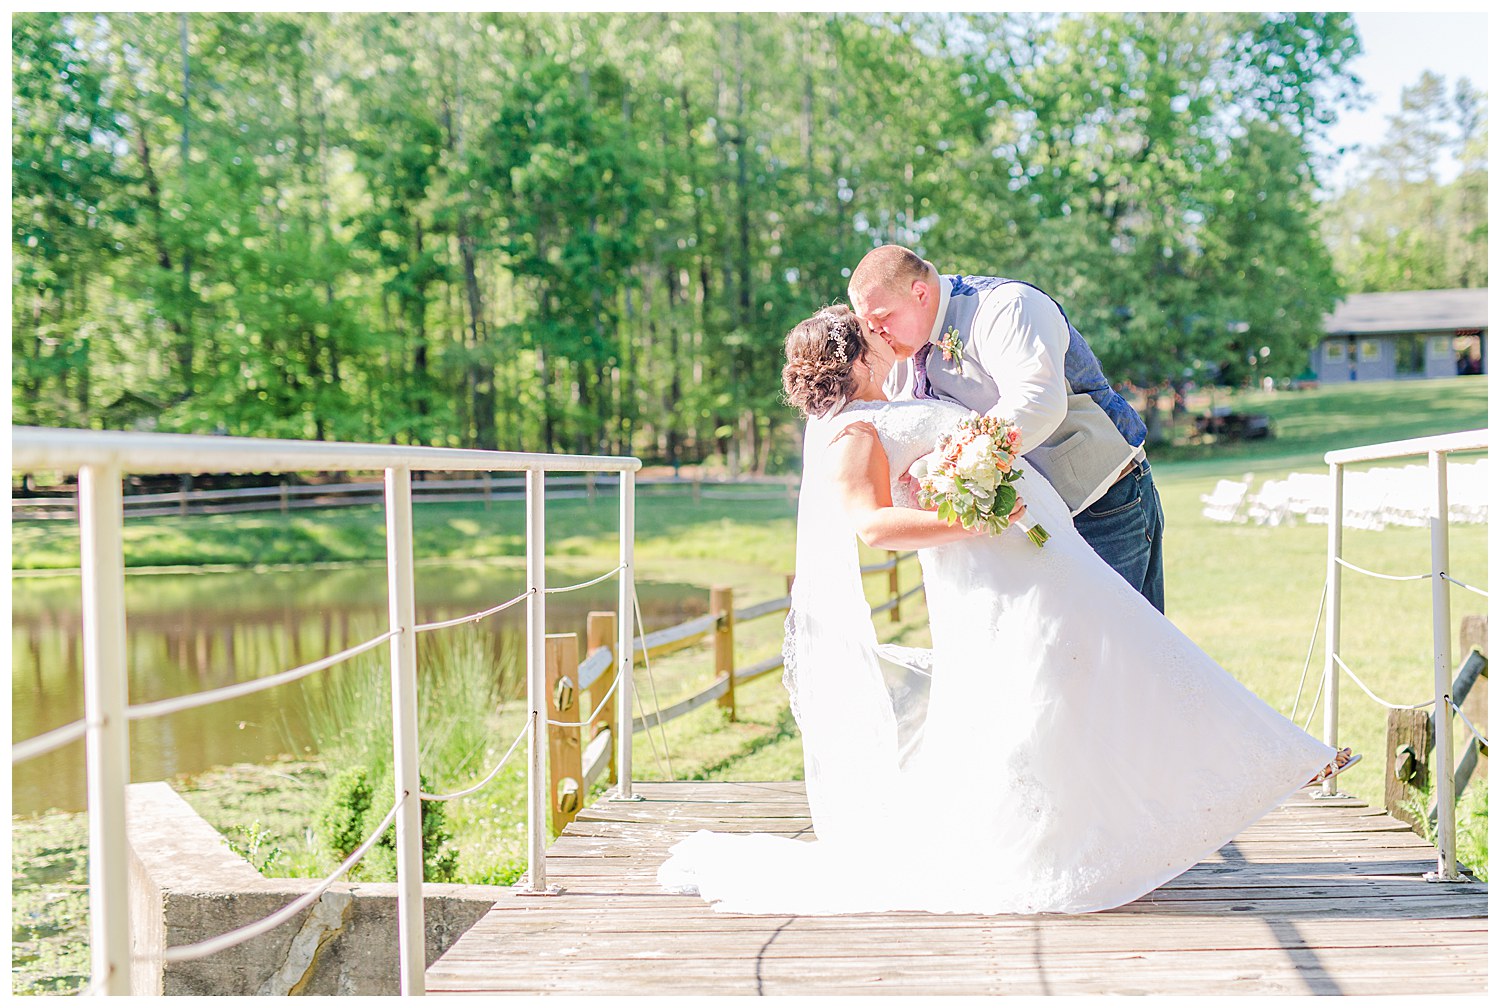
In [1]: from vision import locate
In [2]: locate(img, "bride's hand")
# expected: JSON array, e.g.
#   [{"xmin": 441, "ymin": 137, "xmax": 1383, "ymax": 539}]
[{"xmin": 1008, "ymin": 498, "xmax": 1027, "ymax": 524}]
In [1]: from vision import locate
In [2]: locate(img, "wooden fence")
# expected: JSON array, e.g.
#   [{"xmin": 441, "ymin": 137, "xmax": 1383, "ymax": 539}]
[
  {"xmin": 11, "ymin": 473, "xmax": 797, "ymax": 520},
  {"xmin": 1385, "ymin": 614, "xmax": 1489, "ymax": 829},
  {"xmin": 543, "ymin": 551, "xmax": 924, "ymax": 832}
]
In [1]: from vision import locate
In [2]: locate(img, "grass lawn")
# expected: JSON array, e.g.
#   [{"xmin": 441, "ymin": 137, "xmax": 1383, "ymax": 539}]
[{"xmin": 10, "ymin": 376, "xmax": 1489, "ymax": 992}]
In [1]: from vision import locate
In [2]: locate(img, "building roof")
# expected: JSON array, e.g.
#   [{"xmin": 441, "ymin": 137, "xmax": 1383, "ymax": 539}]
[{"xmin": 1324, "ymin": 288, "xmax": 1488, "ymax": 337}]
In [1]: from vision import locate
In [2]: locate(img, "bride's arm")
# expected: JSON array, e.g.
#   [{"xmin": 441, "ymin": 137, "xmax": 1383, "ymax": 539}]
[{"xmin": 827, "ymin": 422, "xmax": 984, "ymax": 550}]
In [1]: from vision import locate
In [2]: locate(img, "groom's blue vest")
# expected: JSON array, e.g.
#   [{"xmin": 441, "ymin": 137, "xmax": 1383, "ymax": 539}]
[{"xmin": 952, "ymin": 275, "xmax": 1147, "ymax": 448}]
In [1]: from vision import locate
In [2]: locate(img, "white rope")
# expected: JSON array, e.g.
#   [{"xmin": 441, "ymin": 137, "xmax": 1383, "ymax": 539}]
[
  {"xmin": 1334, "ymin": 557, "xmax": 1431, "ymax": 582},
  {"xmin": 1332, "ymin": 653, "xmax": 1438, "ymax": 711},
  {"xmin": 12, "ymin": 718, "xmax": 89, "ymax": 764},
  {"xmin": 1448, "ymin": 696, "xmax": 1490, "ymax": 749},
  {"xmin": 543, "ymin": 564, "xmax": 625, "ymax": 594},
  {"xmin": 419, "ymin": 721, "xmax": 530, "ymax": 802},
  {"xmin": 1439, "ymin": 572, "xmax": 1489, "ymax": 598},
  {"xmin": 159, "ymin": 792, "xmax": 410, "ymax": 963},
  {"xmin": 1290, "ymin": 582, "xmax": 1327, "ymax": 725},
  {"xmin": 631, "ymin": 587, "xmax": 674, "ymax": 779},
  {"xmin": 414, "ymin": 589, "xmax": 529, "ymax": 633},
  {"xmin": 126, "ymin": 630, "xmax": 400, "ymax": 722},
  {"xmin": 547, "ymin": 666, "xmax": 624, "ymax": 729}
]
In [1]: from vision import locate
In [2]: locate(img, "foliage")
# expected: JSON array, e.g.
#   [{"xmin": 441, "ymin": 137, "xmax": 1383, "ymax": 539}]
[
  {"xmin": 225, "ymin": 819, "xmax": 286, "ymax": 875},
  {"xmin": 1323, "ymin": 71, "xmax": 1488, "ymax": 292},
  {"xmin": 1398, "ymin": 778, "xmax": 1488, "ymax": 883},
  {"xmin": 12, "ymin": 12, "xmax": 1374, "ymax": 465},
  {"xmin": 315, "ymin": 766, "xmax": 460, "ymax": 882}
]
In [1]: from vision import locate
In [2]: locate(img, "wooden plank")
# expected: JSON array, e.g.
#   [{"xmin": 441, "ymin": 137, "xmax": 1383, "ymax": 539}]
[{"xmin": 428, "ymin": 781, "xmax": 1488, "ymax": 997}]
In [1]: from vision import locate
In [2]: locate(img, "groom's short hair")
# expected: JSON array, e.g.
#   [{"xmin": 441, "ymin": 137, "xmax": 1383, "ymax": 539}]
[{"xmin": 849, "ymin": 245, "xmax": 936, "ymax": 304}]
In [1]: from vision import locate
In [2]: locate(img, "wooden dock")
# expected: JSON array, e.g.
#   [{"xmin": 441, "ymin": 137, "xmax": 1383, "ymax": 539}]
[{"xmin": 427, "ymin": 781, "xmax": 1488, "ymax": 996}]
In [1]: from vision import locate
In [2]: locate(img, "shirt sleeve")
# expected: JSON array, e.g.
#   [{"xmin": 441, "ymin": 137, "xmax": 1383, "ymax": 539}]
[{"xmin": 967, "ymin": 284, "xmax": 1071, "ymax": 449}]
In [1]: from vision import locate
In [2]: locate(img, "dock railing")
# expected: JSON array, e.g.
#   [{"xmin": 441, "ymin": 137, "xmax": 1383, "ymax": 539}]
[
  {"xmin": 10, "ymin": 426, "xmax": 642, "ymax": 996},
  {"xmin": 1318, "ymin": 428, "xmax": 1489, "ymax": 882}
]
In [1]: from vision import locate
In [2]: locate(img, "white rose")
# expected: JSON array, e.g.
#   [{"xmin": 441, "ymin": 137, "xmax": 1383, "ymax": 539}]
[
  {"xmin": 955, "ymin": 434, "xmax": 995, "ymax": 474},
  {"xmin": 925, "ymin": 471, "xmax": 958, "ymax": 497}
]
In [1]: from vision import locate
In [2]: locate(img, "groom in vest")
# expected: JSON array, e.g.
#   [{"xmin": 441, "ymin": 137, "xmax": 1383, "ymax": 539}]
[{"xmin": 850, "ymin": 244, "xmax": 1165, "ymax": 613}]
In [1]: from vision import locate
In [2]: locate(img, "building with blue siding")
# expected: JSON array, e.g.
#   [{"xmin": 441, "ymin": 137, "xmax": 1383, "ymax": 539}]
[{"xmin": 1313, "ymin": 288, "xmax": 1487, "ymax": 383}]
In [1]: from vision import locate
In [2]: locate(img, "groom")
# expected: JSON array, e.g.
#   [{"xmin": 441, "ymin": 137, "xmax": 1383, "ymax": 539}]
[{"xmin": 849, "ymin": 244, "xmax": 1165, "ymax": 613}]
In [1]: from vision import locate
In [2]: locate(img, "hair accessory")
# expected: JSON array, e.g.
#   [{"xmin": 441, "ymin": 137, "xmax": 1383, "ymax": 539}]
[{"xmin": 831, "ymin": 322, "xmax": 849, "ymax": 361}]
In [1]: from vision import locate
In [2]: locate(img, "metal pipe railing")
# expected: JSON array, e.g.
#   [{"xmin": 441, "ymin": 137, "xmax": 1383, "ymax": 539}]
[
  {"xmin": 11, "ymin": 426, "xmax": 641, "ymax": 995},
  {"xmin": 1320, "ymin": 428, "xmax": 1487, "ymax": 882}
]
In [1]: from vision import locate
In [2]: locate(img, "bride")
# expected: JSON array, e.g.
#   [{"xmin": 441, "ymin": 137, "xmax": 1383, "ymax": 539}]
[{"xmin": 657, "ymin": 304, "xmax": 1347, "ymax": 915}]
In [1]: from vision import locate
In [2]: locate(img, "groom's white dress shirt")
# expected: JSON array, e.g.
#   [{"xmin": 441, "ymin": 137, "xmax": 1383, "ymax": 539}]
[{"xmin": 887, "ymin": 276, "xmax": 1140, "ymax": 514}]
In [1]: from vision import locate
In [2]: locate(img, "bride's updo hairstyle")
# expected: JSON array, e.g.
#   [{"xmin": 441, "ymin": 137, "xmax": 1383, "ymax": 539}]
[{"xmin": 782, "ymin": 304, "xmax": 870, "ymax": 419}]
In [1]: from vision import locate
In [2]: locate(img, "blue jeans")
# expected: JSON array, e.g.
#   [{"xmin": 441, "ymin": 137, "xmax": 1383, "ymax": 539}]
[{"xmin": 1071, "ymin": 459, "xmax": 1165, "ymax": 613}]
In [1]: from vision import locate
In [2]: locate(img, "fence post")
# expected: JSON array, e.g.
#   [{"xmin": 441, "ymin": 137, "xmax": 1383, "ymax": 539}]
[
  {"xmin": 382, "ymin": 466, "xmax": 425, "ymax": 994},
  {"xmin": 1427, "ymin": 450, "xmax": 1461, "ymax": 880},
  {"xmin": 178, "ymin": 473, "xmax": 191, "ymax": 517},
  {"xmin": 524, "ymin": 467, "xmax": 552, "ymax": 890},
  {"xmin": 1385, "ymin": 708, "xmax": 1432, "ymax": 829},
  {"xmin": 785, "ymin": 573, "xmax": 795, "ymax": 597},
  {"xmin": 483, "ymin": 471, "xmax": 492, "ymax": 510},
  {"xmin": 1321, "ymin": 462, "xmax": 1344, "ymax": 798},
  {"xmin": 587, "ymin": 611, "xmax": 619, "ymax": 785},
  {"xmin": 546, "ymin": 633, "xmax": 583, "ymax": 834},
  {"xmin": 279, "ymin": 480, "xmax": 289, "ymax": 515},
  {"xmin": 712, "ymin": 586, "xmax": 736, "ymax": 720},
  {"xmin": 887, "ymin": 550, "xmax": 901, "ymax": 622},
  {"xmin": 615, "ymin": 469, "xmax": 637, "ymax": 800},
  {"xmin": 79, "ymin": 464, "xmax": 132, "ymax": 994}
]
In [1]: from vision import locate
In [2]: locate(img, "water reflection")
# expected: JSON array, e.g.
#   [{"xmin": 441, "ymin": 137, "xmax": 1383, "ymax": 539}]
[{"xmin": 11, "ymin": 560, "xmax": 704, "ymax": 816}]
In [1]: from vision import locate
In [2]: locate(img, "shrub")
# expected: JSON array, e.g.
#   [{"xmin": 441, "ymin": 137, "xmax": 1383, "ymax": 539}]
[{"xmin": 315, "ymin": 766, "xmax": 460, "ymax": 883}]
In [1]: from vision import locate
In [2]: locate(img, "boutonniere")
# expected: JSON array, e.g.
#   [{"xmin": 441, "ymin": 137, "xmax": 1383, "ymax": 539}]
[{"xmin": 936, "ymin": 325, "xmax": 964, "ymax": 363}]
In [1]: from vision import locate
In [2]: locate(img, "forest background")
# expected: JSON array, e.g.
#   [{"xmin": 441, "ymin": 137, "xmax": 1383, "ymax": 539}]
[{"xmin": 11, "ymin": 12, "xmax": 1489, "ymax": 470}]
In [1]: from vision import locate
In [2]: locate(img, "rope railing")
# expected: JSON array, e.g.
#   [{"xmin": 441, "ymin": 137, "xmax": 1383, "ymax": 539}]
[
  {"xmin": 543, "ymin": 564, "xmax": 625, "ymax": 595},
  {"xmin": 547, "ymin": 667, "xmax": 625, "ymax": 730},
  {"xmin": 1448, "ymin": 697, "xmax": 1490, "ymax": 750},
  {"xmin": 124, "ymin": 630, "xmax": 401, "ymax": 722},
  {"xmin": 1333, "ymin": 557, "xmax": 1432, "ymax": 582},
  {"xmin": 414, "ymin": 590, "xmax": 530, "ymax": 633},
  {"xmin": 158, "ymin": 793, "xmax": 411, "ymax": 964},
  {"xmin": 1439, "ymin": 572, "xmax": 1489, "ymax": 598},
  {"xmin": 1318, "ymin": 428, "xmax": 1487, "ymax": 884},
  {"xmin": 11, "ymin": 718, "xmax": 89, "ymax": 764},
  {"xmin": 1330, "ymin": 654, "xmax": 1439, "ymax": 712},
  {"xmin": 418, "ymin": 722, "xmax": 532, "ymax": 803}
]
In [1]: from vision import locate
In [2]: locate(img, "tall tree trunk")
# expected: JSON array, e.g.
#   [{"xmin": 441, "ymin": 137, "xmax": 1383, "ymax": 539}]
[{"xmin": 177, "ymin": 14, "xmax": 195, "ymax": 388}]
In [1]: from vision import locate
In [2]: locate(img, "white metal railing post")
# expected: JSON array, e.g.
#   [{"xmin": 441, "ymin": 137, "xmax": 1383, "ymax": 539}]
[
  {"xmin": 1320, "ymin": 461, "xmax": 1344, "ymax": 798},
  {"xmin": 524, "ymin": 467, "xmax": 551, "ymax": 891},
  {"xmin": 78, "ymin": 463, "xmax": 133, "ymax": 995},
  {"xmin": 1427, "ymin": 450, "xmax": 1460, "ymax": 880},
  {"xmin": 383, "ymin": 467, "xmax": 426, "ymax": 993},
  {"xmin": 616, "ymin": 468, "xmax": 637, "ymax": 799}
]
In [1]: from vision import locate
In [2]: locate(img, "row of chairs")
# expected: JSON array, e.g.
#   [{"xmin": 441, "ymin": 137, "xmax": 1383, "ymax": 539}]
[{"xmin": 1200, "ymin": 460, "xmax": 1489, "ymax": 530}]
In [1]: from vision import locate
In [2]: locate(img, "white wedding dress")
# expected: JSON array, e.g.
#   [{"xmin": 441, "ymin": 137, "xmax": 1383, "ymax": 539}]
[{"xmin": 657, "ymin": 399, "xmax": 1333, "ymax": 914}]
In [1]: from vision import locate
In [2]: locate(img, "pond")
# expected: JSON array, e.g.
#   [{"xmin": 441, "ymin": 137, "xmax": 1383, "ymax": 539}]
[{"xmin": 10, "ymin": 560, "xmax": 708, "ymax": 816}]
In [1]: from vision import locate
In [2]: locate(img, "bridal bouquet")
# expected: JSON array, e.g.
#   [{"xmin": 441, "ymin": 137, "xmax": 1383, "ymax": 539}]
[{"xmin": 911, "ymin": 415, "xmax": 1050, "ymax": 547}]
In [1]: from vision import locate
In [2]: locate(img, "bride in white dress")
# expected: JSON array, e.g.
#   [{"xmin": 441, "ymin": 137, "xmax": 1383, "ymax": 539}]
[{"xmin": 657, "ymin": 304, "xmax": 1341, "ymax": 915}]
